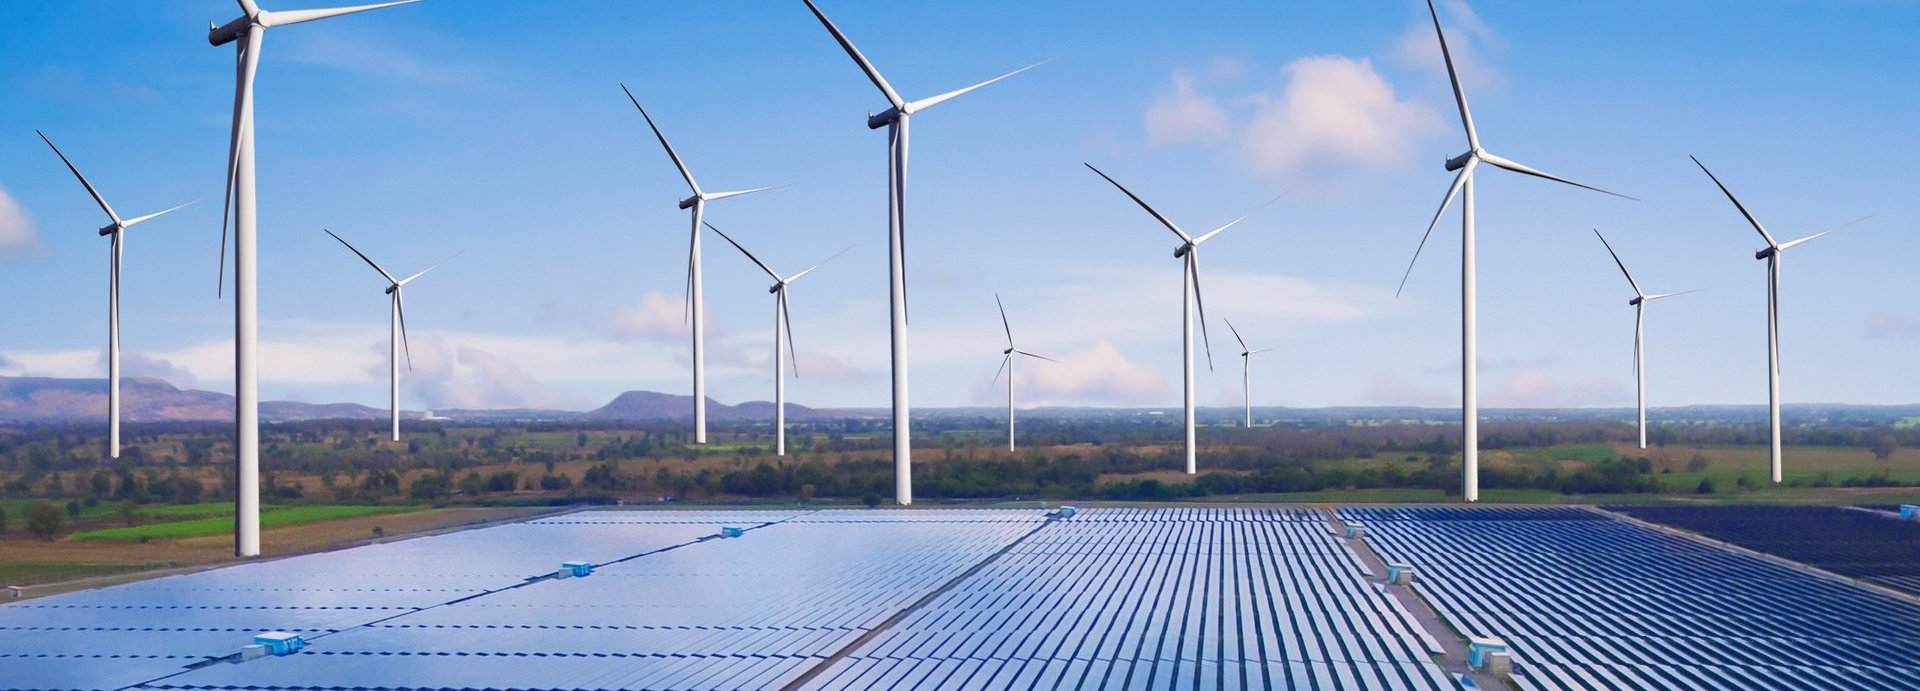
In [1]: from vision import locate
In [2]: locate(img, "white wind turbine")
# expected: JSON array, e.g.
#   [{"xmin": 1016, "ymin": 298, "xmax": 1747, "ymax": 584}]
[
  {"xmin": 801, "ymin": 0, "xmax": 1043, "ymax": 505},
  {"xmin": 1692, "ymin": 156, "xmax": 1865, "ymax": 483},
  {"xmin": 1223, "ymin": 319, "xmax": 1277, "ymax": 429},
  {"xmin": 621, "ymin": 85, "xmax": 781, "ymax": 446},
  {"xmin": 209, "ymin": 0, "xmax": 422, "ymax": 557},
  {"xmin": 37, "ymin": 131, "xmax": 192, "ymax": 460},
  {"xmin": 1085, "ymin": 164, "xmax": 1272, "ymax": 475},
  {"xmin": 1395, "ymin": 0, "xmax": 1633, "ymax": 502},
  {"xmin": 707, "ymin": 224, "xmax": 848, "ymax": 457},
  {"xmin": 324, "ymin": 229, "xmax": 449, "ymax": 443},
  {"xmin": 1593, "ymin": 229, "xmax": 1696, "ymax": 450},
  {"xmin": 991, "ymin": 294, "xmax": 1058, "ymax": 453}
]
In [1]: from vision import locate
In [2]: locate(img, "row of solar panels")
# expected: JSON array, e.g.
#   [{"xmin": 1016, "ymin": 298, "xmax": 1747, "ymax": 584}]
[
  {"xmin": 1342, "ymin": 506, "xmax": 1920, "ymax": 691},
  {"xmin": 795, "ymin": 510, "xmax": 1457, "ymax": 691}
]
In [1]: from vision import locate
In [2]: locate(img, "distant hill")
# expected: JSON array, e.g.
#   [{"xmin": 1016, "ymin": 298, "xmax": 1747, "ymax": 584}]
[
  {"xmin": 586, "ymin": 390, "xmax": 820, "ymax": 422},
  {"xmin": 0, "ymin": 376, "xmax": 384, "ymax": 423}
]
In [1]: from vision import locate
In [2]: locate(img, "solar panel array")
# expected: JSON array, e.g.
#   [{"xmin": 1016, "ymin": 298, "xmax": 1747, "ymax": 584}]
[
  {"xmin": 795, "ymin": 508, "xmax": 1455, "ymax": 691},
  {"xmin": 1341, "ymin": 506, "xmax": 1920, "ymax": 691},
  {"xmin": 1, "ymin": 510, "xmax": 804, "ymax": 691},
  {"xmin": 1607, "ymin": 504, "xmax": 1920, "ymax": 594}
]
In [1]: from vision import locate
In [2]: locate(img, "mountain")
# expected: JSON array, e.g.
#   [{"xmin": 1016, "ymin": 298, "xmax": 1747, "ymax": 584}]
[
  {"xmin": 0, "ymin": 376, "xmax": 385, "ymax": 423},
  {"xmin": 585, "ymin": 390, "xmax": 821, "ymax": 422}
]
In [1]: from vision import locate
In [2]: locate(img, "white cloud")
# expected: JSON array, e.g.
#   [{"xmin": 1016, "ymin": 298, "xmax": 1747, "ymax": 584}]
[
  {"xmin": 609, "ymin": 290, "xmax": 689, "ymax": 342},
  {"xmin": 792, "ymin": 350, "xmax": 870, "ymax": 385},
  {"xmin": 101, "ymin": 351, "xmax": 199, "ymax": 388},
  {"xmin": 1483, "ymin": 368, "xmax": 1624, "ymax": 408},
  {"xmin": 1240, "ymin": 56, "xmax": 1439, "ymax": 176},
  {"xmin": 1019, "ymin": 341, "xmax": 1166, "ymax": 407},
  {"xmin": 1391, "ymin": 0, "xmax": 1504, "ymax": 93},
  {"xmin": 1144, "ymin": 73, "xmax": 1230, "ymax": 147},
  {"xmin": 1866, "ymin": 313, "xmax": 1920, "ymax": 340},
  {"xmin": 0, "ymin": 185, "xmax": 46, "ymax": 259}
]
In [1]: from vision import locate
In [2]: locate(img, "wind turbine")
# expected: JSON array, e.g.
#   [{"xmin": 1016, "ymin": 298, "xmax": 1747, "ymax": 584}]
[
  {"xmin": 1593, "ymin": 229, "xmax": 1695, "ymax": 450},
  {"xmin": 991, "ymin": 294, "xmax": 1058, "ymax": 453},
  {"xmin": 706, "ymin": 223, "xmax": 847, "ymax": 457},
  {"xmin": 1692, "ymin": 156, "xmax": 1864, "ymax": 483},
  {"xmin": 324, "ymin": 229, "xmax": 448, "ymax": 443},
  {"xmin": 1223, "ymin": 319, "xmax": 1276, "ymax": 429},
  {"xmin": 37, "ymin": 131, "xmax": 192, "ymax": 460},
  {"xmin": 800, "ymin": 0, "xmax": 1044, "ymax": 505},
  {"xmin": 1394, "ymin": 0, "xmax": 1633, "ymax": 502},
  {"xmin": 620, "ymin": 85, "xmax": 780, "ymax": 447},
  {"xmin": 209, "ymin": 0, "xmax": 423, "ymax": 557},
  {"xmin": 1085, "ymin": 163, "xmax": 1272, "ymax": 475}
]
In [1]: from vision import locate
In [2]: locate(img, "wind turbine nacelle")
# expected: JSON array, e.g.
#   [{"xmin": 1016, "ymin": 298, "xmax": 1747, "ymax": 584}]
[
  {"xmin": 867, "ymin": 107, "xmax": 902, "ymax": 130},
  {"xmin": 767, "ymin": 284, "xmax": 781, "ymax": 294},
  {"xmin": 677, "ymin": 195, "xmax": 699, "ymax": 210},
  {"xmin": 384, "ymin": 285, "xmax": 398, "ymax": 295},
  {"xmin": 1444, "ymin": 151, "xmax": 1474, "ymax": 171},
  {"xmin": 97, "ymin": 225, "xmax": 119, "ymax": 237},
  {"xmin": 1003, "ymin": 347, "xmax": 1014, "ymax": 355},
  {"xmin": 209, "ymin": 16, "xmax": 252, "ymax": 46},
  {"xmin": 1173, "ymin": 245, "xmax": 1189, "ymax": 258},
  {"xmin": 1628, "ymin": 296, "xmax": 1642, "ymax": 306},
  {"xmin": 1755, "ymin": 247, "xmax": 1775, "ymax": 260}
]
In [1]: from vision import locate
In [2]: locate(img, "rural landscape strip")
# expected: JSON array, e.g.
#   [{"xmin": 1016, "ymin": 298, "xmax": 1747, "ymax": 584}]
[
  {"xmin": 777, "ymin": 514, "xmax": 1063, "ymax": 691},
  {"xmin": 1326, "ymin": 510, "xmax": 1501, "ymax": 690}
]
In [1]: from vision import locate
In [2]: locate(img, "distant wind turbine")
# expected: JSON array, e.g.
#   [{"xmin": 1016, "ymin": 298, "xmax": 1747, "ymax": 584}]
[
  {"xmin": 621, "ymin": 85, "xmax": 781, "ymax": 447},
  {"xmin": 801, "ymin": 0, "xmax": 1044, "ymax": 505},
  {"xmin": 991, "ymin": 294, "xmax": 1058, "ymax": 452},
  {"xmin": 1224, "ymin": 319, "xmax": 1276, "ymax": 429},
  {"xmin": 707, "ymin": 223, "xmax": 848, "ymax": 457},
  {"xmin": 37, "ymin": 131, "xmax": 192, "ymax": 460},
  {"xmin": 1692, "ymin": 156, "xmax": 1866, "ymax": 482},
  {"xmin": 1085, "ymin": 163, "xmax": 1274, "ymax": 475},
  {"xmin": 209, "ymin": 0, "xmax": 424, "ymax": 557},
  {"xmin": 1395, "ymin": 0, "xmax": 1633, "ymax": 502},
  {"xmin": 1593, "ymin": 229, "xmax": 1696, "ymax": 450},
  {"xmin": 324, "ymin": 229, "xmax": 450, "ymax": 443}
]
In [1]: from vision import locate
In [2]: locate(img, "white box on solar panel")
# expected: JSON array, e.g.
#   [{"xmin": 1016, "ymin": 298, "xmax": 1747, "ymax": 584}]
[
  {"xmin": 1388, "ymin": 562, "xmax": 1416, "ymax": 585},
  {"xmin": 1901, "ymin": 504, "xmax": 1918, "ymax": 520}
]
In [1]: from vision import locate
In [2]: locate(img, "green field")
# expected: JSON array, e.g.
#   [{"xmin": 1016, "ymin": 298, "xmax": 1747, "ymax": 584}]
[{"xmin": 70, "ymin": 505, "xmax": 422, "ymax": 541}]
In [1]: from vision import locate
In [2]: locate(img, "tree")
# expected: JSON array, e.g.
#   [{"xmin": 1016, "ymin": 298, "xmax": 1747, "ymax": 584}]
[
  {"xmin": 861, "ymin": 492, "xmax": 882, "ymax": 509},
  {"xmin": 26, "ymin": 503, "xmax": 62, "ymax": 541},
  {"xmin": 0, "ymin": 506, "xmax": 7, "ymax": 534},
  {"xmin": 1695, "ymin": 478, "xmax": 1715, "ymax": 494},
  {"xmin": 1686, "ymin": 454, "xmax": 1710, "ymax": 473},
  {"xmin": 118, "ymin": 500, "xmax": 138, "ymax": 527},
  {"xmin": 1873, "ymin": 434, "xmax": 1898, "ymax": 463}
]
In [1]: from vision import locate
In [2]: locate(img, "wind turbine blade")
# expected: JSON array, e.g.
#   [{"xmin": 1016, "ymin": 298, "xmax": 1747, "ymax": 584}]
[
  {"xmin": 1592, "ymin": 229, "xmax": 1642, "ymax": 297},
  {"xmin": 702, "ymin": 184, "xmax": 788, "ymax": 203},
  {"xmin": 1633, "ymin": 304, "xmax": 1641, "ymax": 377},
  {"xmin": 323, "ymin": 229, "xmax": 399, "ymax": 284},
  {"xmin": 395, "ymin": 290, "xmax": 414, "ymax": 371},
  {"xmin": 36, "ymin": 131, "xmax": 122, "ymax": 225},
  {"xmin": 1249, "ymin": 347, "xmax": 1280, "ymax": 355},
  {"xmin": 1426, "ymin": 0, "xmax": 1478, "ymax": 150},
  {"xmin": 1189, "ymin": 252, "xmax": 1214, "ymax": 371},
  {"xmin": 397, "ymin": 251, "xmax": 460, "ymax": 287},
  {"xmin": 1690, "ymin": 155, "xmax": 1777, "ymax": 248},
  {"xmin": 1480, "ymin": 152, "xmax": 1636, "ymax": 201},
  {"xmin": 261, "ymin": 0, "xmax": 421, "ymax": 28},
  {"xmin": 704, "ymin": 223, "xmax": 782, "ymax": 281},
  {"xmin": 1643, "ymin": 288, "xmax": 1703, "ymax": 301},
  {"xmin": 621, "ymin": 85, "xmax": 701, "ymax": 196},
  {"xmin": 1397, "ymin": 161, "xmax": 1475, "ymax": 297},
  {"xmin": 121, "ymin": 201, "xmax": 197, "ymax": 230},
  {"xmin": 1084, "ymin": 163, "xmax": 1191, "ymax": 243},
  {"xmin": 907, "ymin": 59, "xmax": 1049, "ymax": 114},
  {"xmin": 220, "ymin": 30, "xmax": 261, "ymax": 298},
  {"xmin": 785, "ymin": 245, "xmax": 852, "ymax": 284},
  {"xmin": 1015, "ymin": 349, "xmax": 1060, "ymax": 363},
  {"xmin": 781, "ymin": 289, "xmax": 799, "ymax": 379},
  {"xmin": 991, "ymin": 353, "xmax": 1010, "ymax": 387},
  {"xmin": 1193, "ymin": 192, "xmax": 1286, "ymax": 246},
  {"xmin": 995, "ymin": 293, "xmax": 1014, "ymax": 348},
  {"xmin": 1224, "ymin": 317, "xmax": 1247, "ymax": 352},
  {"xmin": 800, "ymin": 0, "xmax": 905, "ymax": 110},
  {"xmin": 1778, "ymin": 215, "xmax": 1870, "ymax": 252}
]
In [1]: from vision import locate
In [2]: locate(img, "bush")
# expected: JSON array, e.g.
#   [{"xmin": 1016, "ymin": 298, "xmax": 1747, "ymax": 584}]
[
  {"xmin": 26, "ymin": 503, "xmax": 62, "ymax": 540},
  {"xmin": 861, "ymin": 492, "xmax": 882, "ymax": 508},
  {"xmin": 1695, "ymin": 478, "xmax": 1715, "ymax": 494}
]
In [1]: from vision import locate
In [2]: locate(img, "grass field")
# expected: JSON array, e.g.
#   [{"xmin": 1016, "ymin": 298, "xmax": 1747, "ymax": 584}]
[{"xmin": 70, "ymin": 505, "xmax": 423, "ymax": 541}]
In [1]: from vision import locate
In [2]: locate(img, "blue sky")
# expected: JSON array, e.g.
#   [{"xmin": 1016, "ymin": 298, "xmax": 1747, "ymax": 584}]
[{"xmin": 1, "ymin": 0, "xmax": 1916, "ymax": 411}]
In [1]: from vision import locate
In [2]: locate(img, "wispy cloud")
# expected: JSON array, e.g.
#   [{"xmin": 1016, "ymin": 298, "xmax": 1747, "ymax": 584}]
[
  {"xmin": 1015, "ymin": 340, "xmax": 1166, "ymax": 407},
  {"xmin": 0, "ymin": 185, "xmax": 46, "ymax": 259},
  {"xmin": 278, "ymin": 31, "xmax": 501, "ymax": 94},
  {"xmin": 1144, "ymin": 72, "xmax": 1230, "ymax": 147},
  {"xmin": 1240, "ymin": 56, "xmax": 1440, "ymax": 177},
  {"xmin": 1866, "ymin": 313, "xmax": 1920, "ymax": 340},
  {"xmin": 20, "ymin": 65, "xmax": 163, "ymax": 105}
]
